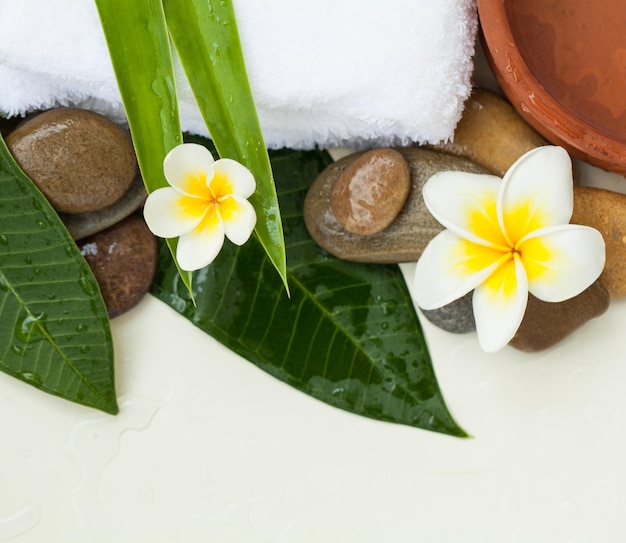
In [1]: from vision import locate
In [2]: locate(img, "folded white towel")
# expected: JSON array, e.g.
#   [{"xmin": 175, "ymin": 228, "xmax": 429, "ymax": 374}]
[{"xmin": 0, "ymin": 0, "xmax": 477, "ymax": 149}]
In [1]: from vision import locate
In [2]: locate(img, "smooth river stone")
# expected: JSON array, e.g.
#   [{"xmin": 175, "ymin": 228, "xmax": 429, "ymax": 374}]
[
  {"xmin": 6, "ymin": 108, "xmax": 137, "ymax": 214},
  {"xmin": 78, "ymin": 214, "xmax": 157, "ymax": 318},
  {"xmin": 60, "ymin": 175, "xmax": 148, "ymax": 241},
  {"xmin": 509, "ymin": 281, "xmax": 609, "ymax": 352},
  {"xmin": 420, "ymin": 291, "xmax": 476, "ymax": 334},
  {"xmin": 430, "ymin": 88, "xmax": 548, "ymax": 177},
  {"xmin": 330, "ymin": 148, "xmax": 410, "ymax": 235},
  {"xmin": 304, "ymin": 147, "xmax": 490, "ymax": 263},
  {"xmin": 571, "ymin": 186, "xmax": 626, "ymax": 298}
]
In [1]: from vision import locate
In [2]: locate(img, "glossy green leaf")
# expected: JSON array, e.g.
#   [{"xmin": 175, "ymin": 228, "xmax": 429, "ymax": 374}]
[
  {"xmin": 162, "ymin": 0, "xmax": 288, "ymax": 292},
  {"xmin": 152, "ymin": 144, "xmax": 467, "ymax": 437},
  {"xmin": 0, "ymin": 135, "xmax": 117, "ymax": 414},
  {"xmin": 94, "ymin": 0, "xmax": 192, "ymax": 295}
]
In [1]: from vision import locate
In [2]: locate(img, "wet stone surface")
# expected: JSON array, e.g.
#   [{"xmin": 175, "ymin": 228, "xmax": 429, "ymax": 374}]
[
  {"xmin": 330, "ymin": 148, "xmax": 410, "ymax": 236},
  {"xmin": 6, "ymin": 108, "xmax": 137, "ymax": 214},
  {"xmin": 304, "ymin": 147, "xmax": 490, "ymax": 263},
  {"xmin": 60, "ymin": 175, "xmax": 147, "ymax": 241},
  {"xmin": 78, "ymin": 214, "xmax": 157, "ymax": 318}
]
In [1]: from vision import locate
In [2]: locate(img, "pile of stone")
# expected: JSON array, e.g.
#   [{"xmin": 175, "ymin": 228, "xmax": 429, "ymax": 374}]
[
  {"xmin": 305, "ymin": 89, "xmax": 624, "ymax": 352},
  {"xmin": 5, "ymin": 108, "xmax": 156, "ymax": 317}
]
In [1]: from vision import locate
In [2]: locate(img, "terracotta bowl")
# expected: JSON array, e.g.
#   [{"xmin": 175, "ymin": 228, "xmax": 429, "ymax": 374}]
[{"xmin": 477, "ymin": 0, "xmax": 626, "ymax": 175}]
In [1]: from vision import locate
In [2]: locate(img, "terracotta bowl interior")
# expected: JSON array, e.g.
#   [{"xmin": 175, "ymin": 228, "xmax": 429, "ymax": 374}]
[{"xmin": 477, "ymin": 0, "xmax": 626, "ymax": 175}]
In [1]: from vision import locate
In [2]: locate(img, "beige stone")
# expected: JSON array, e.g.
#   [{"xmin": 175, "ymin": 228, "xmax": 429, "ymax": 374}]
[
  {"xmin": 430, "ymin": 88, "xmax": 548, "ymax": 177},
  {"xmin": 572, "ymin": 186, "xmax": 626, "ymax": 298}
]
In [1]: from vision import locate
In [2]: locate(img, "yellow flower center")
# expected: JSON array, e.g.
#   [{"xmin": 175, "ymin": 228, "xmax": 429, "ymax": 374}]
[{"xmin": 177, "ymin": 170, "xmax": 237, "ymax": 223}]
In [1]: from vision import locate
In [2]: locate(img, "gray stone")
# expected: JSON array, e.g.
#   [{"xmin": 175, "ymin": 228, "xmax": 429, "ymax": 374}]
[{"xmin": 420, "ymin": 291, "xmax": 476, "ymax": 334}]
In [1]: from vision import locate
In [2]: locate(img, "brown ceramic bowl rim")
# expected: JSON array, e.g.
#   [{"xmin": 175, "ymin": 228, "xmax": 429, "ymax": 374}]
[{"xmin": 477, "ymin": 0, "xmax": 626, "ymax": 175}]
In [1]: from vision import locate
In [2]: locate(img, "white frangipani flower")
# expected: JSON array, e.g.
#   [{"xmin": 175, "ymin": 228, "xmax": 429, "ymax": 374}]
[
  {"xmin": 144, "ymin": 143, "xmax": 257, "ymax": 271},
  {"xmin": 412, "ymin": 146, "xmax": 606, "ymax": 352}
]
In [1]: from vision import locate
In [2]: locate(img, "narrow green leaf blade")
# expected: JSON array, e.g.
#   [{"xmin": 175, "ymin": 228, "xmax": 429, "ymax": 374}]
[
  {"xmin": 163, "ymin": 0, "xmax": 288, "ymax": 291},
  {"xmin": 0, "ymin": 136, "xmax": 117, "ymax": 414},
  {"xmin": 94, "ymin": 0, "xmax": 192, "ymax": 294},
  {"xmin": 152, "ymin": 145, "xmax": 466, "ymax": 437}
]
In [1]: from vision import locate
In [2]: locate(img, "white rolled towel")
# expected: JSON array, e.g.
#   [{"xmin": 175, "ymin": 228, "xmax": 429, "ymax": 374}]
[{"xmin": 0, "ymin": 0, "xmax": 478, "ymax": 149}]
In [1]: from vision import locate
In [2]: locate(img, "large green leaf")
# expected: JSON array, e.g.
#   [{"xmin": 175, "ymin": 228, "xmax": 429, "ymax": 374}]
[
  {"xmin": 152, "ymin": 144, "xmax": 466, "ymax": 437},
  {"xmin": 0, "ymin": 136, "xmax": 117, "ymax": 414},
  {"xmin": 163, "ymin": 0, "xmax": 288, "ymax": 292},
  {"xmin": 94, "ymin": 0, "xmax": 192, "ymax": 295}
]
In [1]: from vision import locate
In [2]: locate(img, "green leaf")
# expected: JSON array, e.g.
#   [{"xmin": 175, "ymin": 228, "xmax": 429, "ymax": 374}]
[
  {"xmin": 94, "ymin": 0, "xmax": 192, "ymax": 295},
  {"xmin": 0, "ymin": 135, "xmax": 117, "ymax": 414},
  {"xmin": 162, "ymin": 0, "xmax": 288, "ymax": 292},
  {"xmin": 152, "ymin": 144, "xmax": 467, "ymax": 437}
]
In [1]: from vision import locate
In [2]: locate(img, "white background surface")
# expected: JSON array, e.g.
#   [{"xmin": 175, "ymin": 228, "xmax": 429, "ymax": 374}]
[{"xmin": 2, "ymin": 38, "xmax": 626, "ymax": 543}]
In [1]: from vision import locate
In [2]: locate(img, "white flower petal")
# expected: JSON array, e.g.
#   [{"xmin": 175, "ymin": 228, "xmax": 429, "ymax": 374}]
[
  {"xmin": 412, "ymin": 229, "xmax": 506, "ymax": 310},
  {"xmin": 519, "ymin": 224, "xmax": 606, "ymax": 302},
  {"xmin": 499, "ymin": 146, "xmax": 573, "ymax": 244},
  {"xmin": 163, "ymin": 143, "xmax": 216, "ymax": 194},
  {"xmin": 220, "ymin": 195, "xmax": 257, "ymax": 246},
  {"xmin": 422, "ymin": 171, "xmax": 507, "ymax": 248},
  {"xmin": 213, "ymin": 158, "xmax": 256, "ymax": 198},
  {"xmin": 143, "ymin": 187, "xmax": 204, "ymax": 238},
  {"xmin": 473, "ymin": 254, "xmax": 528, "ymax": 352},
  {"xmin": 176, "ymin": 212, "xmax": 225, "ymax": 271}
]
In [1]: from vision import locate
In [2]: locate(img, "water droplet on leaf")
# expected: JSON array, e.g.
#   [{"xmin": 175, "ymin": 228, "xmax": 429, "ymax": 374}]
[
  {"xmin": 14, "ymin": 312, "xmax": 48, "ymax": 343},
  {"xmin": 79, "ymin": 275, "xmax": 97, "ymax": 295},
  {"xmin": 19, "ymin": 371, "xmax": 42, "ymax": 386}
]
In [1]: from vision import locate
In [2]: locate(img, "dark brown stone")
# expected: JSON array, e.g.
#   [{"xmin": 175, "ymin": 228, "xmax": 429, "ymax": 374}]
[
  {"xmin": 0, "ymin": 115, "xmax": 22, "ymax": 138},
  {"xmin": 330, "ymin": 148, "xmax": 410, "ymax": 235},
  {"xmin": 304, "ymin": 147, "xmax": 490, "ymax": 263},
  {"xmin": 6, "ymin": 108, "xmax": 137, "ymax": 214},
  {"xmin": 509, "ymin": 281, "xmax": 610, "ymax": 352},
  {"xmin": 78, "ymin": 214, "xmax": 157, "ymax": 318}
]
